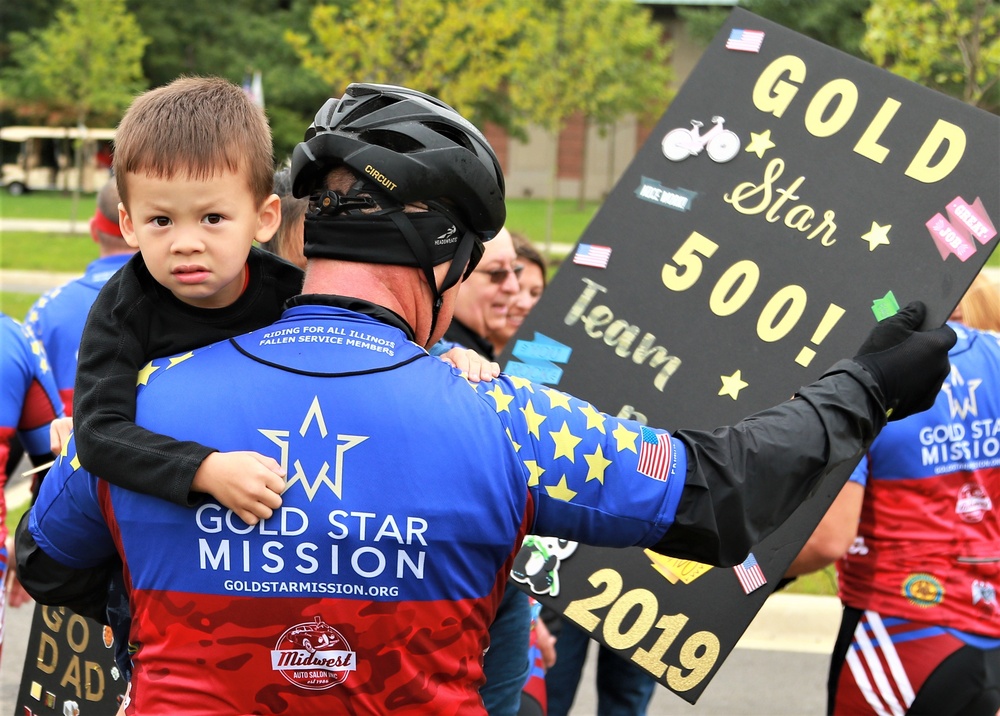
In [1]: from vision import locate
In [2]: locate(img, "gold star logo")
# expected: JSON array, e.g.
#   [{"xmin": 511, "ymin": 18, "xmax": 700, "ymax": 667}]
[
  {"xmin": 487, "ymin": 384, "xmax": 515, "ymax": 413},
  {"xmin": 521, "ymin": 399, "xmax": 546, "ymax": 440},
  {"xmin": 612, "ymin": 423, "xmax": 639, "ymax": 453},
  {"xmin": 550, "ymin": 421, "xmax": 582, "ymax": 462},
  {"xmin": 861, "ymin": 222, "xmax": 891, "ymax": 252},
  {"xmin": 546, "ymin": 475, "xmax": 578, "ymax": 502},
  {"xmin": 260, "ymin": 396, "xmax": 367, "ymax": 501},
  {"xmin": 578, "ymin": 404, "xmax": 606, "ymax": 434},
  {"xmin": 137, "ymin": 361, "xmax": 159, "ymax": 386},
  {"xmin": 719, "ymin": 370, "xmax": 748, "ymax": 400},
  {"xmin": 584, "ymin": 445, "xmax": 613, "ymax": 483},
  {"xmin": 542, "ymin": 387, "xmax": 572, "ymax": 412},
  {"xmin": 745, "ymin": 129, "xmax": 776, "ymax": 159}
]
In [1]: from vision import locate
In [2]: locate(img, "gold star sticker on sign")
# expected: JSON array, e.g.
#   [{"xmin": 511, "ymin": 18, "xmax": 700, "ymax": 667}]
[
  {"xmin": 584, "ymin": 445, "xmax": 613, "ymax": 483},
  {"xmin": 719, "ymin": 370, "xmax": 749, "ymax": 400},
  {"xmin": 861, "ymin": 221, "xmax": 891, "ymax": 252},
  {"xmin": 745, "ymin": 129, "xmax": 776, "ymax": 158},
  {"xmin": 612, "ymin": 423, "xmax": 639, "ymax": 453},
  {"xmin": 521, "ymin": 399, "xmax": 546, "ymax": 439},
  {"xmin": 550, "ymin": 421, "xmax": 582, "ymax": 461},
  {"xmin": 542, "ymin": 387, "xmax": 572, "ymax": 412},
  {"xmin": 578, "ymin": 404, "xmax": 606, "ymax": 433},
  {"xmin": 487, "ymin": 384, "xmax": 515, "ymax": 413},
  {"xmin": 546, "ymin": 475, "xmax": 578, "ymax": 502},
  {"xmin": 137, "ymin": 361, "xmax": 159, "ymax": 386}
]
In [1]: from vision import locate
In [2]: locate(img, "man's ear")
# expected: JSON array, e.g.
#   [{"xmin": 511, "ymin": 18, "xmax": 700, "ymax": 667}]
[
  {"xmin": 255, "ymin": 193, "xmax": 282, "ymax": 244},
  {"xmin": 119, "ymin": 202, "xmax": 139, "ymax": 249}
]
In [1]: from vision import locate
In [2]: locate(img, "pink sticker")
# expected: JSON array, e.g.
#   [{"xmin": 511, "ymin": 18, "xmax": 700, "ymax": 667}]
[
  {"xmin": 926, "ymin": 213, "xmax": 976, "ymax": 262},
  {"xmin": 947, "ymin": 197, "xmax": 997, "ymax": 244}
]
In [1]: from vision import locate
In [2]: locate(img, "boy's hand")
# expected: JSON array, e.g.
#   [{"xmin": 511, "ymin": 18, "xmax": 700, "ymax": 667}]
[
  {"xmin": 49, "ymin": 416, "xmax": 74, "ymax": 454},
  {"xmin": 192, "ymin": 451, "xmax": 286, "ymax": 525},
  {"xmin": 439, "ymin": 347, "xmax": 500, "ymax": 383}
]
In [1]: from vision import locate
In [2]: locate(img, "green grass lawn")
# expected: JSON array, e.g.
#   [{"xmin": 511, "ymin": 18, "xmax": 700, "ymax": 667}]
[
  {"xmin": 1, "ymin": 291, "xmax": 42, "ymax": 320},
  {"xmin": 1, "ymin": 190, "xmax": 98, "ymax": 220}
]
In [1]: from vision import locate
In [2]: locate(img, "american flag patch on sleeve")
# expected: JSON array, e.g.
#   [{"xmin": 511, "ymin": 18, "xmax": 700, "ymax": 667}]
[{"xmin": 637, "ymin": 426, "xmax": 672, "ymax": 481}]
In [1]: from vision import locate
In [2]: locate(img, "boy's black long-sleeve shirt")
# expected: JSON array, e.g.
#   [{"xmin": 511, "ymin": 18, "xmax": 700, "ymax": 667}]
[{"xmin": 73, "ymin": 246, "xmax": 304, "ymax": 505}]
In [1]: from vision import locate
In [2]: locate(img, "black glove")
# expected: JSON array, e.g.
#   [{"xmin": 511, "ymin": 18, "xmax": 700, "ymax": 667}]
[{"xmin": 852, "ymin": 301, "xmax": 957, "ymax": 421}]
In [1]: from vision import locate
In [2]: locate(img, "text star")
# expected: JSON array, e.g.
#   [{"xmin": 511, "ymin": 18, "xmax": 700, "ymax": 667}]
[
  {"xmin": 545, "ymin": 476, "xmax": 578, "ymax": 502},
  {"xmin": 719, "ymin": 370, "xmax": 749, "ymax": 400},
  {"xmin": 861, "ymin": 221, "xmax": 891, "ymax": 252},
  {"xmin": 521, "ymin": 399, "xmax": 546, "ymax": 440},
  {"xmin": 584, "ymin": 445, "xmax": 613, "ymax": 483},
  {"xmin": 745, "ymin": 129, "xmax": 776, "ymax": 158},
  {"xmin": 612, "ymin": 423, "xmax": 639, "ymax": 453},
  {"xmin": 487, "ymin": 384, "xmax": 515, "ymax": 413},
  {"xmin": 578, "ymin": 404, "xmax": 607, "ymax": 433},
  {"xmin": 542, "ymin": 387, "xmax": 572, "ymax": 412},
  {"xmin": 137, "ymin": 361, "xmax": 159, "ymax": 386},
  {"xmin": 523, "ymin": 459, "xmax": 545, "ymax": 486},
  {"xmin": 550, "ymin": 421, "xmax": 583, "ymax": 462}
]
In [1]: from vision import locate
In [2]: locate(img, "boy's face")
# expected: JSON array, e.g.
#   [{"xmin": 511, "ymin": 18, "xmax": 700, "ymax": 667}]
[{"xmin": 119, "ymin": 169, "xmax": 280, "ymax": 309}]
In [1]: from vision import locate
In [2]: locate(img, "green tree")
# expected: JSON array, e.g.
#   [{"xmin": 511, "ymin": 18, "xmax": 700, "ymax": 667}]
[
  {"xmin": 1, "ymin": 0, "xmax": 148, "ymax": 127},
  {"xmin": 286, "ymin": 0, "xmax": 533, "ymax": 134},
  {"xmin": 863, "ymin": 0, "xmax": 1000, "ymax": 111},
  {"xmin": 509, "ymin": 0, "xmax": 672, "ymax": 231}
]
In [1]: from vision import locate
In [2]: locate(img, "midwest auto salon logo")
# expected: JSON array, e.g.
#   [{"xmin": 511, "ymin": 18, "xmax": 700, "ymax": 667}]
[{"xmin": 271, "ymin": 616, "xmax": 356, "ymax": 690}]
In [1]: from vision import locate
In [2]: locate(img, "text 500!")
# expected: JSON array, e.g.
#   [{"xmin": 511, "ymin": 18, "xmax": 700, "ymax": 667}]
[
  {"xmin": 661, "ymin": 231, "xmax": 845, "ymax": 368},
  {"xmin": 563, "ymin": 567, "xmax": 720, "ymax": 691}
]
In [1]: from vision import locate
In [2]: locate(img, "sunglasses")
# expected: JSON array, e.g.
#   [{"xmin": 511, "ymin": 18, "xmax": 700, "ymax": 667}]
[{"xmin": 475, "ymin": 265, "xmax": 524, "ymax": 284}]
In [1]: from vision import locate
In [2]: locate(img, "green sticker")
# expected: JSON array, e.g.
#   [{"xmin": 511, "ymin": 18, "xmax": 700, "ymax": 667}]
[{"xmin": 871, "ymin": 291, "xmax": 900, "ymax": 322}]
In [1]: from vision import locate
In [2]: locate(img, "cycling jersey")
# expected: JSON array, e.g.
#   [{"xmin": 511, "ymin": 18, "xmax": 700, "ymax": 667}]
[{"xmin": 24, "ymin": 297, "xmax": 886, "ymax": 714}]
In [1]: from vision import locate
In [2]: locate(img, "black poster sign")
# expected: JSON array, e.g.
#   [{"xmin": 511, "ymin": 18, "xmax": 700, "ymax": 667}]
[
  {"xmin": 16, "ymin": 605, "xmax": 126, "ymax": 716},
  {"xmin": 507, "ymin": 8, "xmax": 999, "ymax": 703}
]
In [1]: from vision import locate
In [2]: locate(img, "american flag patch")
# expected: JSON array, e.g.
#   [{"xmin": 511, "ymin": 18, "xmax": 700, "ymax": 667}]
[
  {"xmin": 637, "ymin": 426, "xmax": 672, "ymax": 481},
  {"xmin": 733, "ymin": 552, "xmax": 767, "ymax": 594},
  {"xmin": 573, "ymin": 243, "xmax": 612, "ymax": 269},
  {"xmin": 725, "ymin": 28, "xmax": 765, "ymax": 53}
]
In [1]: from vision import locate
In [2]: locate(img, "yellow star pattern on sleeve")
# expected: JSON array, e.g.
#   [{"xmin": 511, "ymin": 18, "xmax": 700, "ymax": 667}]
[
  {"xmin": 542, "ymin": 387, "xmax": 572, "ymax": 412},
  {"xmin": 137, "ymin": 361, "xmax": 159, "ymax": 386},
  {"xmin": 612, "ymin": 423, "xmax": 639, "ymax": 453},
  {"xmin": 550, "ymin": 421, "xmax": 582, "ymax": 462},
  {"xmin": 546, "ymin": 475, "xmax": 578, "ymax": 502},
  {"xmin": 487, "ymin": 384, "xmax": 515, "ymax": 413},
  {"xmin": 70, "ymin": 452, "xmax": 81, "ymax": 470},
  {"xmin": 578, "ymin": 403, "xmax": 606, "ymax": 434},
  {"xmin": 584, "ymin": 444, "xmax": 613, "ymax": 483},
  {"xmin": 521, "ymin": 399, "xmax": 546, "ymax": 439},
  {"xmin": 523, "ymin": 459, "xmax": 545, "ymax": 486},
  {"xmin": 508, "ymin": 375, "xmax": 535, "ymax": 393},
  {"xmin": 167, "ymin": 352, "xmax": 195, "ymax": 368},
  {"xmin": 506, "ymin": 427, "xmax": 521, "ymax": 452}
]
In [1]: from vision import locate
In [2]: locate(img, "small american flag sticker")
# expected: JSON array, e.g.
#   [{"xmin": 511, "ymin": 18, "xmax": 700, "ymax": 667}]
[
  {"xmin": 726, "ymin": 28, "xmax": 765, "ymax": 53},
  {"xmin": 637, "ymin": 426, "xmax": 672, "ymax": 481},
  {"xmin": 733, "ymin": 552, "xmax": 768, "ymax": 594},
  {"xmin": 573, "ymin": 243, "xmax": 612, "ymax": 269}
]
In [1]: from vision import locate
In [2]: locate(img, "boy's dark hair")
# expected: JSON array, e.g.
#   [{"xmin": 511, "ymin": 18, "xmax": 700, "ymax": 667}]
[{"xmin": 113, "ymin": 76, "xmax": 274, "ymax": 208}]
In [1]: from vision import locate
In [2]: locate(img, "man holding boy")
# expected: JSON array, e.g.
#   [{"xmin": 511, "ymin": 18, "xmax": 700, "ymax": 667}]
[{"xmin": 19, "ymin": 82, "xmax": 956, "ymax": 714}]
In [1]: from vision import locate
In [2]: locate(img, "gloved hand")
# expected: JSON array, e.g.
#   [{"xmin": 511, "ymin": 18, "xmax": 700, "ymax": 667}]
[{"xmin": 852, "ymin": 301, "xmax": 957, "ymax": 421}]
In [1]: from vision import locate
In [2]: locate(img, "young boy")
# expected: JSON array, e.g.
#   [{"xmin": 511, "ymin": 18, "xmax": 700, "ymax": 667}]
[{"xmin": 73, "ymin": 77, "xmax": 301, "ymax": 524}]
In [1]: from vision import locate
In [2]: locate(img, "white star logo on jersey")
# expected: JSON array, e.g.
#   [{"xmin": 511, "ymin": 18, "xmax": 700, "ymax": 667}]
[
  {"xmin": 260, "ymin": 396, "xmax": 368, "ymax": 501},
  {"xmin": 942, "ymin": 363, "xmax": 982, "ymax": 420}
]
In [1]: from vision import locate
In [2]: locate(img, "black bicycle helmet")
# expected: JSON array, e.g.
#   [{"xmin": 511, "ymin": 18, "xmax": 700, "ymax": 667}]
[
  {"xmin": 289, "ymin": 83, "xmax": 507, "ymax": 345},
  {"xmin": 290, "ymin": 83, "xmax": 505, "ymax": 237}
]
